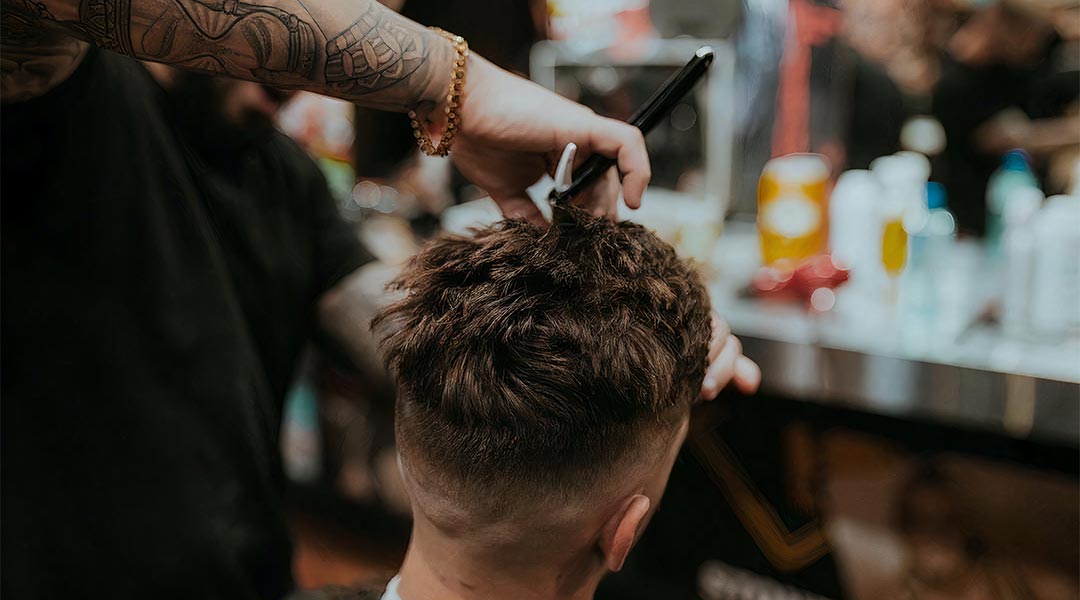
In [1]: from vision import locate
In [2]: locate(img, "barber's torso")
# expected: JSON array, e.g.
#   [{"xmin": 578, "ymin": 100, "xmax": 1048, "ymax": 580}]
[{"xmin": 1, "ymin": 47, "xmax": 364, "ymax": 599}]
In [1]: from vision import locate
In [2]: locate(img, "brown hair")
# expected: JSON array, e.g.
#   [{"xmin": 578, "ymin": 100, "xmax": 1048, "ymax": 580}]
[{"xmin": 376, "ymin": 207, "xmax": 711, "ymax": 511}]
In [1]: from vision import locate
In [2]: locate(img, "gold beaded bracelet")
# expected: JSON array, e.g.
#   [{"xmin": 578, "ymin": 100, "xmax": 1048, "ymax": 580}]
[{"xmin": 408, "ymin": 28, "xmax": 469, "ymax": 157}]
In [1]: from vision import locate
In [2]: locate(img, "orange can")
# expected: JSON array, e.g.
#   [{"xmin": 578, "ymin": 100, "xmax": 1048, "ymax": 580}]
[{"xmin": 757, "ymin": 153, "xmax": 830, "ymax": 266}]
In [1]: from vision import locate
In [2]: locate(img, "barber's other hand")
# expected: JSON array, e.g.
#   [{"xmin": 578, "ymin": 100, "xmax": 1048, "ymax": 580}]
[
  {"xmin": 700, "ymin": 314, "xmax": 761, "ymax": 400},
  {"xmin": 451, "ymin": 55, "xmax": 651, "ymax": 225}
]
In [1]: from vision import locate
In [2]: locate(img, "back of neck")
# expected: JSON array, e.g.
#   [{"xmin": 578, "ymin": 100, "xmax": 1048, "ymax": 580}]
[{"xmin": 394, "ymin": 529, "xmax": 602, "ymax": 600}]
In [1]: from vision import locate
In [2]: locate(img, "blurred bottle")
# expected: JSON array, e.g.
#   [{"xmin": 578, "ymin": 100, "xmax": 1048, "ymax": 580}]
[
  {"xmin": 907, "ymin": 183, "xmax": 956, "ymax": 275},
  {"xmin": 902, "ymin": 183, "xmax": 957, "ymax": 334},
  {"xmin": 1000, "ymin": 187, "xmax": 1044, "ymax": 338},
  {"xmin": 872, "ymin": 153, "xmax": 932, "ymax": 222},
  {"xmin": 757, "ymin": 154, "xmax": 830, "ymax": 266},
  {"xmin": 881, "ymin": 202, "xmax": 908, "ymax": 278},
  {"xmin": 829, "ymin": 170, "xmax": 881, "ymax": 283},
  {"xmin": 871, "ymin": 153, "xmax": 932, "ymax": 281},
  {"xmin": 920, "ymin": 183, "xmax": 957, "ymax": 259},
  {"xmin": 873, "ymin": 153, "xmax": 931, "ymax": 192},
  {"xmin": 1029, "ymin": 195, "xmax": 1080, "ymax": 339},
  {"xmin": 986, "ymin": 150, "xmax": 1039, "ymax": 254},
  {"xmin": 891, "ymin": 151, "xmax": 933, "ymax": 190}
]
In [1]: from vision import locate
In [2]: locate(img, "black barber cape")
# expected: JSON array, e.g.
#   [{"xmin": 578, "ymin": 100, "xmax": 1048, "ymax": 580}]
[{"xmin": 2, "ymin": 47, "xmax": 371, "ymax": 599}]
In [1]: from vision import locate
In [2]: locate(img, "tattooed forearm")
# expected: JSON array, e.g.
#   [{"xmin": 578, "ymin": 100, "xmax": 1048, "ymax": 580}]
[
  {"xmin": 134, "ymin": 0, "xmax": 317, "ymax": 81},
  {"xmin": 325, "ymin": 10, "xmax": 426, "ymax": 96},
  {"xmin": 0, "ymin": 0, "xmax": 453, "ymax": 111}
]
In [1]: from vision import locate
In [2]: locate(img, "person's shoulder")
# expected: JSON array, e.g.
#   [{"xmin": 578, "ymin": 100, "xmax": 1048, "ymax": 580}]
[
  {"xmin": 263, "ymin": 129, "xmax": 326, "ymax": 185},
  {"xmin": 0, "ymin": 0, "xmax": 91, "ymax": 104},
  {"xmin": 1, "ymin": 41, "xmax": 152, "ymax": 106}
]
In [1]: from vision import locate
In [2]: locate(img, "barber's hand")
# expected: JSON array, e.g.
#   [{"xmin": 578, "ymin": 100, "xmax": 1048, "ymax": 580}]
[
  {"xmin": 451, "ymin": 55, "xmax": 651, "ymax": 225},
  {"xmin": 700, "ymin": 314, "xmax": 761, "ymax": 400}
]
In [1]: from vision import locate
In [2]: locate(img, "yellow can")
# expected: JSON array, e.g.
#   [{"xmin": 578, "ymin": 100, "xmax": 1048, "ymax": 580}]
[{"xmin": 757, "ymin": 154, "xmax": 830, "ymax": 266}]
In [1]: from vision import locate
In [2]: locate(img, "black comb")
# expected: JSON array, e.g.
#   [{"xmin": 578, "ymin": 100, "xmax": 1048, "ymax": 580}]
[{"xmin": 548, "ymin": 46, "xmax": 715, "ymax": 205}]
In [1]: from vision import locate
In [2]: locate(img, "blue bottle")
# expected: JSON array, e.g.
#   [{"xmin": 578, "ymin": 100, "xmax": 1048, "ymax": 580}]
[{"xmin": 986, "ymin": 150, "xmax": 1038, "ymax": 253}]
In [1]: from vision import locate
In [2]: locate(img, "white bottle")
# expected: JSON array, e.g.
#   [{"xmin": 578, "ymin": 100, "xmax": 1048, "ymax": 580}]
[
  {"xmin": 872, "ymin": 152, "xmax": 933, "ymax": 239},
  {"xmin": 909, "ymin": 183, "xmax": 956, "ymax": 269},
  {"xmin": 829, "ymin": 170, "xmax": 881, "ymax": 277},
  {"xmin": 872, "ymin": 153, "xmax": 931, "ymax": 200},
  {"xmin": 1029, "ymin": 195, "xmax": 1080, "ymax": 339},
  {"xmin": 1001, "ymin": 187, "xmax": 1044, "ymax": 337}
]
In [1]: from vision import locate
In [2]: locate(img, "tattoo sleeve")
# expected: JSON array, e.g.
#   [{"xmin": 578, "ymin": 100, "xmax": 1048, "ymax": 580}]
[{"xmin": 0, "ymin": 0, "xmax": 453, "ymax": 110}]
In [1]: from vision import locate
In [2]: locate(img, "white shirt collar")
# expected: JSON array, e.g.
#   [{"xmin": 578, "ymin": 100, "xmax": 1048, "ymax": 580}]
[{"xmin": 380, "ymin": 575, "xmax": 402, "ymax": 600}]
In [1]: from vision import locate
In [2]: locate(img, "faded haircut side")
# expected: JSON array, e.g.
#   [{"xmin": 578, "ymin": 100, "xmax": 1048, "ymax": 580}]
[{"xmin": 376, "ymin": 206, "xmax": 711, "ymax": 515}]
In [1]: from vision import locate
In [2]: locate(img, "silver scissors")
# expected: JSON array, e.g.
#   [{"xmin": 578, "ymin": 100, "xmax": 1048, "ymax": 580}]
[{"xmin": 552, "ymin": 142, "xmax": 577, "ymax": 199}]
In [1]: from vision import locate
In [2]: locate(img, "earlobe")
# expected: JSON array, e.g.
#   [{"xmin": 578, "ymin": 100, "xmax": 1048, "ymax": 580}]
[{"xmin": 601, "ymin": 494, "xmax": 652, "ymax": 573}]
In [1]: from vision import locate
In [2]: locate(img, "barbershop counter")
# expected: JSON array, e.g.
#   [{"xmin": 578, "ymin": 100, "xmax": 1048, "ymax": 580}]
[{"xmin": 707, "ymin": 220, "xmax": 1080, "ymax": 449}]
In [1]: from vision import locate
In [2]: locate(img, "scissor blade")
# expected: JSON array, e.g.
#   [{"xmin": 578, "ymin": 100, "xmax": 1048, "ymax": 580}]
[{"xmin": 553, "ymin": 142, "xmax": 578, "ymax": 194}]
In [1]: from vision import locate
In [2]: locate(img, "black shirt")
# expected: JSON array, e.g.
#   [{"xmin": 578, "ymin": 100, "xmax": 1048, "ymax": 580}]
[
  {"xmin": 2, "ymin": 47, "xmax": 371, "ymax": 599},
  {"xmin": 933, "ymin": 49, "xmax": 1080, "ymax": 235}
]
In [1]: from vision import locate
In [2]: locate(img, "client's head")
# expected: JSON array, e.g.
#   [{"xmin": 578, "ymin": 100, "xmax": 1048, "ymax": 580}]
[{"xmin": 376, "ymin": 207, "xmax": 711, "ymax": 599}]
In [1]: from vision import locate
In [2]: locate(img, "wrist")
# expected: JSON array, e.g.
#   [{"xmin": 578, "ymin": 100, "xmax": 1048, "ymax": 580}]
[
  {"xmin": 408, "ymin": 28, "xmax": 469, "ymax": 157},
  {"xmin": 454, "ymin": 53, "xmax": 492, "ymax": 140},
  {"xmin": 413, "ymin": 33, "xmax": 455, "ymax": 135}
]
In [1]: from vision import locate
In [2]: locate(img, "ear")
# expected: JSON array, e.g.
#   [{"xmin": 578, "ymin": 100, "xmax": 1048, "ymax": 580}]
[{"xmin": 598, "ymin": 494, "xmax": 652, "ymax": 573}]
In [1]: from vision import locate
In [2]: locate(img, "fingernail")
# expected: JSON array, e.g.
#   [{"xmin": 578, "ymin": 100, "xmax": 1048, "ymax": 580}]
[{"xmin": 703, "ymin": 377, "xmax": 716, "ymax": 389}]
